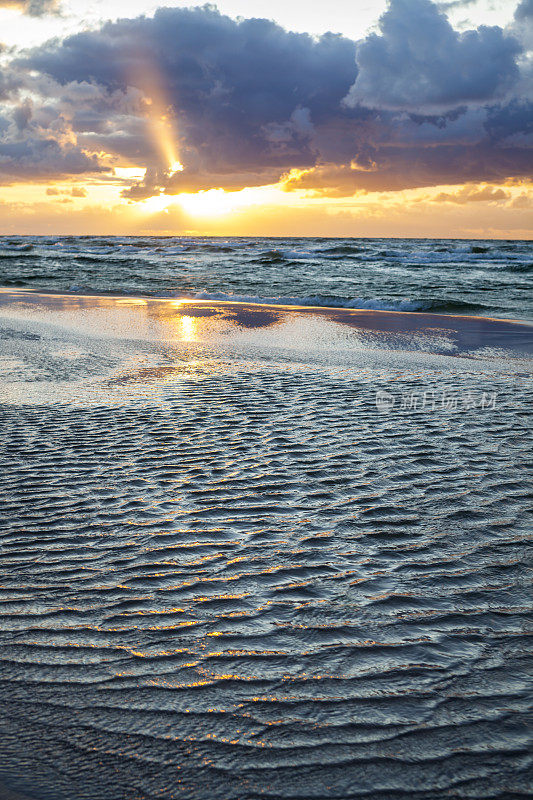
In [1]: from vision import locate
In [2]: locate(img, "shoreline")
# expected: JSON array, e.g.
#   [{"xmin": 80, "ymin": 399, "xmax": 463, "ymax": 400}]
[
  {"xmin": 1, "ymin": 286, "xmax": 533, "ymax": 328},
  {"xmin": 1, "ymin": 289, "xmax": 532, "ymax": 371}
]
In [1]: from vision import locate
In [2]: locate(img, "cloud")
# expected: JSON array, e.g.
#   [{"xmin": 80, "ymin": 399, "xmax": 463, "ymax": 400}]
[
  {"xmin": 0, "ymin": 136, "xmax": 104, "ymax": 179},
  {"xmin": 344, "ymin": 0, "xmax": 520, "ymax": 111},
  {"xmin": 0, "ymin": 90, "xmax": 108, "ymax": 181},
  {"xmin": 44, "ymin": 184, "xmax": 86, "ymax": 197},
  {"xmin": 510, "ymin": 191, "xmax": 532, "ymax": 208},
  {"xmin": 435, "ymin": 0, "xmax": 477, "ymax": 9},
  {"xmin": 433, "ymin": 184, "xmax": 510, "ymax": 203},
  {"xmin": 1, "ymin": 1, "xmax": 531, "ymax": 195},
  {"xmin": 514, "ymin": 0, "xmax": 533, "ymax": 22},
  {"xmin": 0, "ymin": 65, "xmax": 22, "ymax": 102},
  {"xmin": 17, "ymin": 5, "xmax": 356, "ymax": 190},
  {"xmin": 282, "ymin": 143, "xmax": 533, "ymax": 195},
  {"xmin": 0, "ymin": 0, "xmax": 60, "ymax": 16},
  {"xmin": 512, "ymin": 0, "xmax": 533, "ymax": 52},
  {"xmin": 484, "ymin": 99, "xmax": 533, "ymax": 142}
]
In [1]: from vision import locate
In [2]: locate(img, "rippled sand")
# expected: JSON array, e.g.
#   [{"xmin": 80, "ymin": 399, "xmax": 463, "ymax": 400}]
[{"xmin": 0, "ymin": 290, "xmax": 532, "ymax": 800}]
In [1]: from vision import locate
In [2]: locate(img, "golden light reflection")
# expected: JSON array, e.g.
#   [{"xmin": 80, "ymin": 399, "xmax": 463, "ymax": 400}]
[
  {"xmin": 115, "ymin": 298, "xmax": 148, "ymax": 305},
  {"xmin": 178, "ymin": 315, "xmax": 197, "ymax": 341}
]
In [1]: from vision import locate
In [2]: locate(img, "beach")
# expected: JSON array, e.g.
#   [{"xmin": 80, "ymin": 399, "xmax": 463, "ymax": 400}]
[
  {"xmin": 0, "ymin": 289, "xmax": 531, "ymax": 799},
  {"xmin": 1, "ymin": 0, "xmax": 532, "ymax": 791}
]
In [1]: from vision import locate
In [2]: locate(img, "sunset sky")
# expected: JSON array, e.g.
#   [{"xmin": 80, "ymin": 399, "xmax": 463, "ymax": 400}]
[{"xmin": 0, "ymin": 0, "xmax": 531, "ymax": 237}]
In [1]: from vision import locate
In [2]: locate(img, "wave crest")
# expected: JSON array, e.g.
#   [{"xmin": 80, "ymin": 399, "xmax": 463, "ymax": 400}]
[{"xmin": 190, "ymin": 291, "xmax": 485, "ymax": 314}]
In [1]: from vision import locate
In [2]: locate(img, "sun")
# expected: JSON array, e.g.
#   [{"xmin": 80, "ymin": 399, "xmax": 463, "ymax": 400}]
[
  {"xmin": 177, "ymin": 189, "xmax": 238, "ymax": 217},
  {"xmin": 135, "ymin": 183, "xmax": 286, "ymax": 221},
  {"xmin": 137, "ymin": 188, "xmax": 239, "ymax": 218}
]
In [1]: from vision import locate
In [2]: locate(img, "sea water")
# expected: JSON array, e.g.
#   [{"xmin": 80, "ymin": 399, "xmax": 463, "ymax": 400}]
[{"xmin": 1, "ymin": 236, "xmax": 532, "ymax": 320}]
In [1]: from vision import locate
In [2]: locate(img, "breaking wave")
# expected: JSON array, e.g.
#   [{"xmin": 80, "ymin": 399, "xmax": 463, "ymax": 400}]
[{"xmin": 190, "ymin": 291, "xmax": 487, "ymax": 314}]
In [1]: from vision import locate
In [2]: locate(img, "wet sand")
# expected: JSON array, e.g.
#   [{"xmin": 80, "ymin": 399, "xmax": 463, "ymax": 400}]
[
  {"xmin": 1, "ymin": 287, "xmax": 532, "ymax": 353},
  {"xmin": 0, "ymin": 290, "xmax": 532, "ymax": 800},
  {"xmin": 0, "ymin": 785, "xmax": 35, "ymax": 800}
]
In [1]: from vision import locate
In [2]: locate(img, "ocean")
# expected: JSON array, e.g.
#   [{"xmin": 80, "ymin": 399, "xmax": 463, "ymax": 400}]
[
  {"xmin": 0, "ymin": 238, "xmax": 532, "ymax": 800},
  {"xmin": 1, "ymin": 235, "xmax": 532, "ymax": 320}
]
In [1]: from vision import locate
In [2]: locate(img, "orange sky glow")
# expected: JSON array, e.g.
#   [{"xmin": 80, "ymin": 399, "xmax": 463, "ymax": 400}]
[{"xmin": 1, "ymin": 173, "xmax": 531, "ymax": 238}]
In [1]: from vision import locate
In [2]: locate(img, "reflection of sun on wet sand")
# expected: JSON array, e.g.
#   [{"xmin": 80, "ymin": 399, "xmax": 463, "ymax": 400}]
[
  {"xmin": 1, "ymin": 288, "xmax": 532, "ymax": 355},
  {"xmin": 0, "ymin": 287, "xmax": 532, "ymax": 405},
  {"xmin": 0, "ymin": 287, "xmax": 531, "ymax": 407}
]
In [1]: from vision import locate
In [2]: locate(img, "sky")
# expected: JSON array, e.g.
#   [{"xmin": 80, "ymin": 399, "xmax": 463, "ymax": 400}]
[{"xmin": 0, "ymin": 0, "xmax": 531, "ymax": 237}]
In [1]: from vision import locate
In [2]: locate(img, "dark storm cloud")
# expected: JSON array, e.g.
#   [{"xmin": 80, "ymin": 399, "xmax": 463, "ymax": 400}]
[
  {"xmin": 0, "ymin": 0, "xmax": 60, "ymax": 15},
  {"xmin": 283, "ymin": 143, "xmax": 533, "ymax": 195},
  {"xmin": 484, "ymin": 100, "xmax": 533, "ymax": 142},
  {"xmin": 22, "ymin": 6, "xmax": 356, "ymax": 120},
  {"xmin": 1, "ymin": 1, "xmax": 532, "ymax": 192},
  {"xmin": 19, "ymin": 4, "xmax": 356, "ymax": 182}
]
